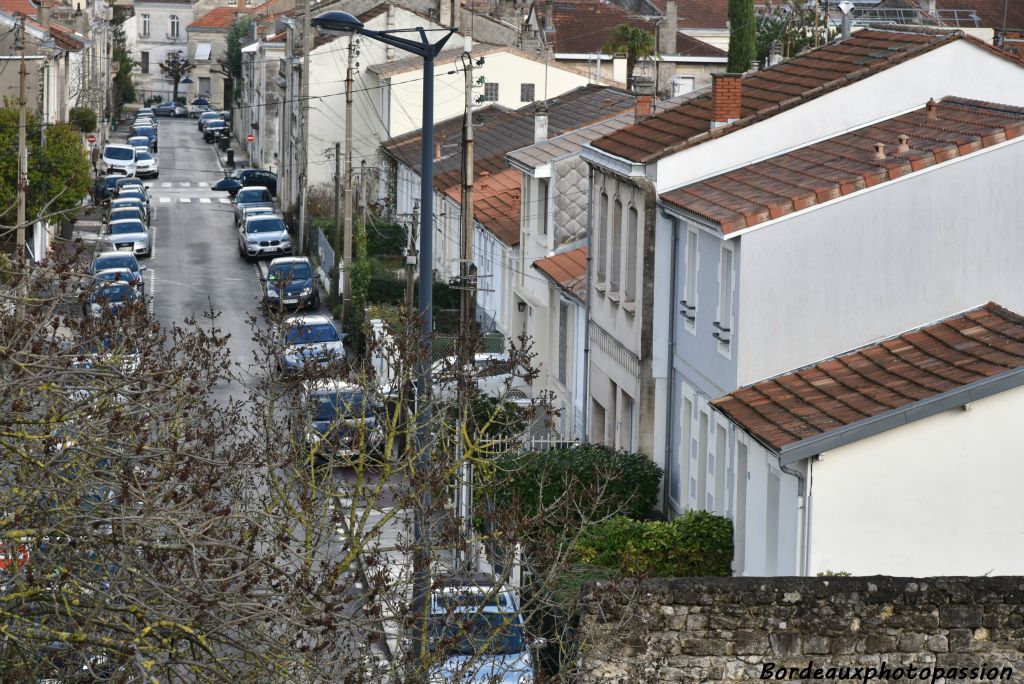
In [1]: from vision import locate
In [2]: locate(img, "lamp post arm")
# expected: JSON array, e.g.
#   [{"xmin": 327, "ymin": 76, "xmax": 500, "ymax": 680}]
[{"xmin": 358, "ymin": 26, "xmax": 456, "ymax": 58}]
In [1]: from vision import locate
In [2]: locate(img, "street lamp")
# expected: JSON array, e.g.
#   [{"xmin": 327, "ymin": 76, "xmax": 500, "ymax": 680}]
[
  {"xmin": 180, "ymin": 75, "xmax": 193, "ymax": 108},
  {"xmin": 312, "ymin": 10, "xmax": 455, "ymax": 673}
]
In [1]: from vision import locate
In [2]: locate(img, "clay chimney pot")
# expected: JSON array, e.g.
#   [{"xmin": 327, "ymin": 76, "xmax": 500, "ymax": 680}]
[
  {"xmin": 874, "ymin": 142, "xmax": 886, "ymax": 160},
  {"xmin": 896, "ymin": 134, "xmax": 910, "ymax": 154}
]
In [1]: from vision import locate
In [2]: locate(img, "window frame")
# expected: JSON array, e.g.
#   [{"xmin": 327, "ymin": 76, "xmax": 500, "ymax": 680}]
[
  {"xmin": 714, "ymin": 242, "xmax": 735, "ymax": 357},
  {"xmin": 140, "ymin": 13, "xmax": 150, "ymax": 37},
  {"xmin": 538, "ymin": 179, "xmax": 548, "ymax": 236},
  {"xmin": 557, "ymin": 299, "xmax": 569, "ymax": 386},
  {"xmin": 482, "ymin": 82, "xmax": 499, "ymax": 102},
  {"xmin": 682, "ymin": 225, "xmax": 698, "ymax": 334},
  {"xmin": 624, "ymin": 205, "xmax": 638, "ymax": 303},
  {"xmin": 520, "ymin": 83, "xmax": 535, "ymax": 102},
  {"xmin": 140, "ymin": 51, "xmax": 149, "ymax": 74},
  {"xmin": 609, "ymin": 198, "xmax": 622, "ymax": 296},
  {"xmin": 595, "ymin": 190, "xmax": 607, "ymax": 287},
  {"xmin": 169, "ymin": 15, "xmax": 180, "ymax": 39}
]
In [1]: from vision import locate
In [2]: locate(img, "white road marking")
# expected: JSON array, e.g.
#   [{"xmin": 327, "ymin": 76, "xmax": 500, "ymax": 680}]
[
  {"xmin": 161, "ymin": 182, "xmax": 172, "ymax": 188},
  {"xmin": 149, "ymin": 221, "xmax": 156, "ymax": 258},
  {"xmin": 219, "ymin": 198, "xmax": 230, "ymax": 204},
  {"xmin": 147, "ymin": 269, "xmax": 155, "ymax": 315},
  {"xmin": 179, "ymin": 182, "xmax": 191, "ymax": 188},
  {"xmin": 159, "ymin": 197, "xmax": 171, "ymax": 203},
  {"xmin": 199, "ymin": 197, "xmax": 212, "ymax": 204},
  {"xmin": 179, "ymin": 197, "xmax": 191, "ymax": 203}
]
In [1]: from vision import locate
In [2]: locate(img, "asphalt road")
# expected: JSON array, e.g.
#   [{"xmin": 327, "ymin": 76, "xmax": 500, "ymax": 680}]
[{"xmin": 143, "ymin": 118, "xmax": 268, "ymax": 391}]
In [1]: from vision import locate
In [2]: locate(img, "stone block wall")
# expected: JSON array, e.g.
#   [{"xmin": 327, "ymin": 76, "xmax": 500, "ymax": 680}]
[{"xmin": 577, "ymin": 576, "xmax": 1024, "ymax": 682}]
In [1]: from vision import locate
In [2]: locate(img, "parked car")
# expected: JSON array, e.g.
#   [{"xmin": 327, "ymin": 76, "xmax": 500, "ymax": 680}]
[
  {"xmin": 239, "ymin": 205, "xmax": 277, "ymax": 225},
  {"xmin": 134, "ymin": 149, "xmax": 158, "ymax": 178},
  {"xmin": 89, "ymin": 251, "xmax": 146, "ymax": 296},
  {"xmin": 189, "ymin": 97, "xmax": 211, "ymax": 118},
  {"xmin": 232, "ymin": 186, "xmax": 276, "ymax": 225},
  {"xmin": 132, "ymin": 116, "xmax": 157, "ymax": 134},
  {"xmin": 108, "ymin": 197, "xmax": 150, "ymax": 226},
  {"xmin": 427, "ymin": 575, "xmax": 541, "ymax": 684},
  {"xmin": 300, "ymin": 380, "xmax": 385, "ymax": 464},
  {"xmin": 234, "ymin": 168, "xmax": 277, "ymax": 196},
  {"xmin": 203, "ymin": 119, "xmax": 228, "ymax": 143},
  {"xmin": 131, "ymin": 125, "xmax": 158, "ymax": 152},
  {"xmin": 238, "ymin": 214, "xmax": 292, "ymax": 261},
  {"xmin": 275, "ymin": 314, "xmax": 347, "ymax": 376},
  {"xmin": 93, "ymin": 175, "xmax": 122, "ymax": 204},
  {"xmin": 137, "ymin": 107, "xmax": 155, "ymax": 118},
  {"xmin": 113, "ymin": 187, "xmax": 151, "ymax": 213},
  {"xmin": 85, "ymin": 281, "xmax": 140, "ymax": 319},
  {"xmin": 102, "ymin": 219, "xmax": 151, "ymax": 258},
  {"xmin": 114, "ymin": 177, "xmax": 149, "ymax": 201},
  {"xmin": 102, "ymin": 144, "xmax": 137, "ymax": 176},
  {"xmin": 88, "ymin": 267, "xmax": 143, "ymax": 292},
  {"xmin": 152, "ymin": 102, "xmax": 184, "ymax": 117},
  {"xmin": 431, "ymin": 352, "xmax": 532, "ymax": 404},
  {"xmin": 197, "ymin": 111, "xmax": 220, "ymax": 131},
  {"xmin": 126, "ymin": 135, "xmax": 151, "ymax": 154},
  {"xmin": 262, "ymin": 256, "xmax": 320, "ymax": 311},
  {"xmin": 106, "ymin": 206, "xmax": 145, "ymax": 226}
]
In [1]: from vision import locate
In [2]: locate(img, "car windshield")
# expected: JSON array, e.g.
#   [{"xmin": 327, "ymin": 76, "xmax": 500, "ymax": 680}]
[
  {"xmin": 93, "ymin": 255, "xmax": 138, "ymax": 272},
  {"xmin": 238, "ymin": 189, "xmax": 268, "ymax": 203},
  {"xmin": 92, "ymin": 284, "xmax": 136, "ymax": 303},
  {"xmin": 110, "ymin": 211, "xmax": 141, "ymax": 222},
  {"xmin": 112, "ymin": 201, "xmax": 143, "ymax": 211},
  {"xmin": 94, "ymin": 270, "xmax": 135, "ymax": 284},
  {"xmin": 103, "ymin": 177, "xmax": 120, "ymax": 189},
  {"xmin": 286, "ymin": 323, "xmax": 339, "ymax": 345},
  {"xmin": 136, "ymin": 150, "xmax": 154, "ymax": 162},
  {"xmin": 208, "ymin": 120, "xmax": 225, "ymax": 128},
  {"xmin": 428, "ymin": 612, "xmax": 525, "ymax": 657},
  {"xmin": 105, "ymin": 147, "xmax": 133, "ymax": 160},
  {"xmin": 313, "ymin": 390, "xmax": 368, "ymax": 421},
  {"xmin": 135, "ymin": 127, "xmax": 155, "ymax": 136},
  {"xmin": 268, "ymin": 262, "xmax": 311, "ymax": 282},
  {"xmin": 247, "ymin": 218, "xmax": 285, "ymax": 234},
  {"xmin": 117, "ymin": 179, "xmax": 143, "ymax": 189},
  {"xmin": 109, "ymin": 222, "xmax": 145, "ymax": 235},
  {"xmin": 201, "ymin": 112, "xmax": 218, "ymax": 119}
]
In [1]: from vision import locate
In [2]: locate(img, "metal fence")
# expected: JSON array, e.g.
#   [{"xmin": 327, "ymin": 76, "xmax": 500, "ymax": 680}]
[{"xmin": 314, "ymin": 227, "xmax": 341, "ymax": 298}]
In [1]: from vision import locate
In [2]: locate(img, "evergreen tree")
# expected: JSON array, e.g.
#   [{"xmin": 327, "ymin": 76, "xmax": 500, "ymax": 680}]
[
  {"xmin": 602, "ymin": 24, "xmax": 655, "ymax": 87},
  {"xmin": 727, "ymin": 0, "xmax": 757, "ymax": 72}
]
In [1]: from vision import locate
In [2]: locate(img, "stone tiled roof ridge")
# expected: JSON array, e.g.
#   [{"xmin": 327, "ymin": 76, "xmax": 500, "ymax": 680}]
[
  {"xmin": 711, "ymin": 302, "xmax": 1024, "ymax": 455},
  {"xmin": 593, "ymin": 27, "xmax": 1024, "ymax": 163},
  {"xmin": 660, "ymin": 96, "xmax": 1024, "ymax": 234}
]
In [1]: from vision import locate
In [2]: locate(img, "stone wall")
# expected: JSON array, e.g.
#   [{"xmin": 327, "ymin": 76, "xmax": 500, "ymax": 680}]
[{"xmin": 577, "ymin": 576, "xmax": 1024, "ymax": 683}]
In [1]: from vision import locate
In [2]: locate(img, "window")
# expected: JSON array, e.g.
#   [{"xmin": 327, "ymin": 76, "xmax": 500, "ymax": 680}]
[
  {"xmin": 482, "ymin": 82, "xmax": 499, "ymax": 101},
  {"xmin": 766, "ymin": 471, "xmax": 780, "ymax": 574},
  {"xmin": 609, "ymin": 199, "xmax": 622, "ymax": 293},
  {"xmin": 682, "ymin": 226, "xmax": 698, "ymax": 329},
  {"xmin": 169, "ymin": 15, "xmax": 180, "ymax": 39},
  {"xmin": 140, "ymin": 51, "xmax": 149, "ymax": 74},
  {"xmin": 199, "ymin": 77, "xmax": 211, "ymax": 96},
  {"xmin": 557, "ymin": 300, "xmax": 568, "ymax": 386},
  {"xmin": 596, "ymin": 191, "xmax": 607, "ymax": 284},
  {"xmin": 671, "ymin": 76, "xmax": 695, "ymax": 96},
  {"xmin": 608, "ymin": 382, "xmax": 618, "ymax": 446},
  {"xmin": 625, "ymin": 206, "xmax": 638, "ymax": 302},
  {"xmin": 734, "ymin": 442, "xmax": 748, "ymax": 574},
  {"xmin": 538, "ymin": 179, "xmax": 548, "ymax": 235},
  {"xmin": 591, "ymin": 401, "xmax": 605, "ymax": 444},
  {"xmin": 673, "ymin": 395, "xmax": 692, "ymax": 507},
  {"xmin": 620, "ymin": 393, "xmax": 634, "ymax": 451},
  {"xmin": 715, "ymin": 244, "xmax": 734, "ymax": 350},
  {"xmin": 715, "ymin": 424, "xmax": 726, "ymax": 515},
  {"xmin": 140, "ymin": 13, "xmax": 150, "ymax": 37},
  {"xmin": 520, "ymin": 83, "xmax": 535, "ymax": 102},
  {"xmin": 697, "ymin": 411, "xmax": 708, "ymax": 509}
]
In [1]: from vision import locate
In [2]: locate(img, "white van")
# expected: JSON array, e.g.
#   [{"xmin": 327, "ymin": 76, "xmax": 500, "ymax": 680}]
[{"xmin": 102, "ymin": 144, "xmax": 137, "ymax": 176}]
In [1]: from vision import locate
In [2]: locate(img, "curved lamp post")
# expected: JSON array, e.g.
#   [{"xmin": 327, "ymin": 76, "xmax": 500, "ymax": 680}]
[{"xmin": 312, "ymin": 10, "xmax": 455, "ymax": 674}]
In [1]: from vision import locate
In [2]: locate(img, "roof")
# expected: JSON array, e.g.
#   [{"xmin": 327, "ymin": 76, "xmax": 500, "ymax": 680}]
[
  {"xmin": 445, "ymin": 168, "xmax": 522, "ymax": 246},
  {"xmin": 711, "ymin": 303, "xmax": 1024, "ymax": 463},
  {"xmin": 369, "ymin": 44, "xmax": 501, "ymax": 78},
  {"xmin": 650, "ymin": 0, "xmax": 729, "ymax": 29},
  {"xmin": 660, "ymin": 96, "xmax": 1024, "ymax": 234},
  {"xmin": 549, "ymin": 0, "xmax": 726, "ymax": 55},
  {"xmin": 533, "ymin": 246, "xmax": 587, "ymax": 299},
  {"xmin": 48, "ymin": 22, "xmax": 83, "ymax": 50},
  {"xmin": 0, "ymin": 0, "xmax": 38, "ymax": 20},
  {"xmin": 508, "ymin": 110, "xmax": 635, "ymax": 168},
  {"xmin": 384, "ymin": 84, "xmax": 635, "ymax": 191},
  {"xmin": 593, "ymin": 27, "xmax": 1023, "ymax": 163},
  {"xmin": 188, "ymin": 6, "xmax": 242, "ymax": 30},
  {"xmin": 924, "ymin": 0, "xmax": 1024, "ymax": 31}
]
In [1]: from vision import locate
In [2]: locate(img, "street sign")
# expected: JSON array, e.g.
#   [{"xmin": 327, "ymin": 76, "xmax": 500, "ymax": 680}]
[
  {"xmin": 86, "ymin": 134, "xmax": 96, "ymax": 144},
  {"xmin": 246, "ymin": 133, "xmax": 255, "ymax": 143}
]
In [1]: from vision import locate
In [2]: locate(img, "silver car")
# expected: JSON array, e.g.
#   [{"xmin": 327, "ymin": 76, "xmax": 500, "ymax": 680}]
[
  {"xmin": 103, "ymin": 219, "xmax": 151, "ymax": 258},
  {"xmin": 276, "ymin": 314, "xmax": 347, "ymax": 376},
  {"xmin": 232, "ymin": 186, "xmax": 275, "ymax": 225},
  {"xmin": 238, "ymin": 214, "xmax": 292, "ymax": 261}
]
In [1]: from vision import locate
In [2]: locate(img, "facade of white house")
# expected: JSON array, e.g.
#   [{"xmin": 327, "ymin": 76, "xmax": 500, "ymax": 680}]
[
  {"xmin": 239, "ymin": 38, "xmax": 285, "ymax": 170},
  {"xmin": 132, "ymin": 0, "xmax": 195, "ymax": 102}
]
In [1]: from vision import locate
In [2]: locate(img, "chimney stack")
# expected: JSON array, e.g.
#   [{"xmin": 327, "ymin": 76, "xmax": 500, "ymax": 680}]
[
  {"xmin": 873, "ymin": 142, "xmax": 886, "ymax": 160},
  {"xmin": 896, "ymin": 134, "xmax": 910, "ymax": 154},
  {"xmin": 632, "ymin": 74, "xmax": 655, "ymax": 121},
  {"xmin": 534, "ymin": 102, "xmax": 548, "ymax": 143},
  {"xmin": 237, "ymin": 0, "xmax": 246, "ymax": 10},
  {"xmin": 544, "ymin": 1, "xmax": 554, "ymax": 31},
  {"xmin": 926, "ymin": 98, "xmax": 938, "ymax": 122},
  {"xmin": 659, "ymin": 0, "xmax": 677, "ymax": 57},
  {"xmin": 435, "ymin": 141, "xmax": 443, "ymax": 161},
  {"xmin": 711, "ymin": 73, "xmax": 742, "ymax": 129},
  {"xmin": 39, "ymin": 0, "xmax": 50, "ymax": 28}
]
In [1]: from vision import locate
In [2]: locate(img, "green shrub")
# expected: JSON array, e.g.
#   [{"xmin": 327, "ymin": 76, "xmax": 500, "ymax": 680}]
[
  {"xmin": 577, "ymin": 511, "xmax": 733, "ymax": 577},
  {"xmin": 69, "ymin": 106, "xmax": 97, "ymax": 133},
  {"xmin": 489, "ymin": 444, "xmax": 662, "ymax": 524}
]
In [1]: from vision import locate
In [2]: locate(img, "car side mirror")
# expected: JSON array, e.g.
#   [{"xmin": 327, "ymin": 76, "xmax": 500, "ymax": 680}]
[
  {"xmin": 139, "ymin": 265, "xmax": 147, "ymax": 272},
  {"xmin": 212, "ymin": 178, "xmax": 243, "ymax": 192}
]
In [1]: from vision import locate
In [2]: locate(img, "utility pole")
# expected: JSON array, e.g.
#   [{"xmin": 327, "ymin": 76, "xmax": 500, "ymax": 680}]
[
  {"xmin": 341, "ymin": 34, "xmax": 355, "ymax": 325},
  {"xmin": 333, "ymin": 141, "xmax": 342, "ymax": 307},
  {"xmin": 297, "ymin": 0, "xmax": 312, "ymax": 255},
  {"xmin": 17, "ymin": 55, "xmax": 28, "ymax": 260}
]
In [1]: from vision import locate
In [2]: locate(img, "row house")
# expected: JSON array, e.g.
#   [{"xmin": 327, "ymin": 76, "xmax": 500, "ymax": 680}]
[
  {"xmin": 582, "ymin": 26, "xmax": 1024, "ymax": 574},
  {"xmin": 130, "ymin": 0, "xmax": 193, "ymax": 101},
  {"xmin": 238, "ymin": 30, "xmax": 284, "ymax": 170}
]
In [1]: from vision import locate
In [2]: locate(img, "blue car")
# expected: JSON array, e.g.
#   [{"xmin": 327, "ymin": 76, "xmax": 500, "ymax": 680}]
[
  {"xmin": 263, "ymin": 257, "xmax": 320, "ymax": 311},
  {"xmin": 130, "ymin": 124, "xmax": 158, "ymax": 152}
]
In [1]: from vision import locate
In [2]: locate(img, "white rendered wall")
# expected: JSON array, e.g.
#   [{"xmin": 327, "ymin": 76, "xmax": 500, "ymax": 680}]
[
  {"xmin": 654, "ymin": 40, "xmax": 1024, "ymax": 193},
  {"xmin": 735, "ymin": 135, "xmax": 1024, "ymax": 387},
  {"xmin": 808, "ymin": 384, "xmax": 1024, "ymax": 576}
]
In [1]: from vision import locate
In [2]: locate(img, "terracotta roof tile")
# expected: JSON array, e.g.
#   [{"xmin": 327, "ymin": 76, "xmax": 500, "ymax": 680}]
[
  {"xmin": 0, "ymin": 0, "xmax": 39, "ymax": 19},
  {"xmin": 533, "ymin": 246, "xmax": 587, "ymax": 299},
  {"xmin": 188, "ymin": 7, "xmax": 242, "ymax": 30},
  {"xmin": 445, "ymin": 168, "xmax": 522, "ymax": 246},
  {"xmin": 711, "ymin": 303, "xmax": 1024, "ymax": 453},
  {"xmin": 48, "ymin": 22, "xmax": 83, "ymax": 50},
  {"xmin": 384, "ymin": 85, "xmax": 635, "ymax": 191},
  {"xmin": 925, "ymin": 0, "xmax": 1024, "ymax": 31},
  {"xmin": 661, "ymin": 97, "xmax": 1024, "ymax": 234},
  {"xmin": 594, "ymin": 28, "xmax": 1018, "ymax": 163},
  {"xmin": 649, "ymin": 0, "xmax": 729, "ymax": 29}
]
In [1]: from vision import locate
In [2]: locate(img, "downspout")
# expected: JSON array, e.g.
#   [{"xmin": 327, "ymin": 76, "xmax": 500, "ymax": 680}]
[
  {"xmin": 779, "ymin": 460, "xmax": 806, "ymax": 575},
  {"xmin": 581, "ymin": 165, "xmax": 594, "ymax": 438},
  {"xmin": 662, "ymin": 210, "xmax": 679, "ymax": 517}
]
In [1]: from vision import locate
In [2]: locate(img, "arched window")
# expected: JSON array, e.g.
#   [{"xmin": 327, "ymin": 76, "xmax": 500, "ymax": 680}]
[
  {"xmin": 596, "ymin": 191, "xmax": 608, "ymax": 283},
  {"xmin": 625, "ymin": 206, "xmax": 638, "ymax": 302},
  {"xmin": 610, "ymin": 198, "xmax": 622, "ymax": 292},
  {"xmin": 169, "ymin": 15, "xmax": 180, "ymax": 38}
]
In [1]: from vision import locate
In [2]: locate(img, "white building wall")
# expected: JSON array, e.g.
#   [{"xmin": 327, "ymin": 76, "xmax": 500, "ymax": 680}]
[
  {"xmin": 653, "ymin": 40, "xmax": 1024, "ymax": 193},
  {"xmin": 808, "ymin": 384, "xmax": 1024, "ymax": 576},
  {"xmin": 736, "ymin": 134, "xmax": 1024, "ymax": 387},
  {"xmin": 132, "ymin": 1, "xmax": 195, "ymax": 100}
]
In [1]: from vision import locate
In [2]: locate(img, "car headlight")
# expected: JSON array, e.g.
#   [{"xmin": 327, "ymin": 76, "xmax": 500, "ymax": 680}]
[
  {"xmin": 248, "ymin": 238, "xmax": 260, "ymax": 245},
  {"xmin": 299, "ymin": 287, "xmax": 311, "ymax": 297}
]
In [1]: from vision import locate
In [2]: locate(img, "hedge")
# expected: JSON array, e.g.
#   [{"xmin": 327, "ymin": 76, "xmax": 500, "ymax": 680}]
[
  {"xmin": 576, "ymin": 511, "xmax": 734, "ymax": 577},
  {"xmin": 488, "ymin": 444, "xmax": 661, "ymax": 524},
  {"xmin": 69, "ymin": 106, "xmax": 97, "ymax": 133}
]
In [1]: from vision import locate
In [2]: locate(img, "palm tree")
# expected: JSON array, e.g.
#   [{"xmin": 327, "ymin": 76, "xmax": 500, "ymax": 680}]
[{"xmin": 602, "ymin": 24, "xmax": 656, "ymax": 87}]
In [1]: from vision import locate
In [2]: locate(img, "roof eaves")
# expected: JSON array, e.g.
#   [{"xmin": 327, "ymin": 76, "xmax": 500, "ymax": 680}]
[{"xmin": 775, "ymin": 365, "xmax": 1024, "ymax": 465}]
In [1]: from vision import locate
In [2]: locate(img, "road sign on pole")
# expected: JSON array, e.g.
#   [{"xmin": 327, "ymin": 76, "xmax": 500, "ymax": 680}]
[
  {"xmin": 246, "ymin": 133, "xmax": 255, "ymax": 142},
  {"xmin": 86, "ymin": 133, "xmax": 96, "ymax": 144}
]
